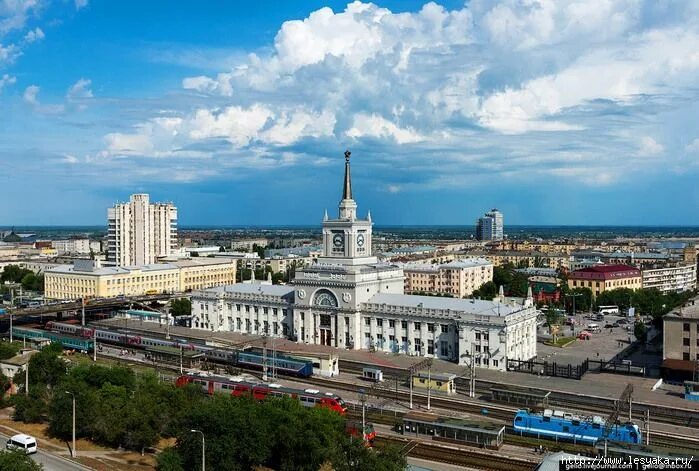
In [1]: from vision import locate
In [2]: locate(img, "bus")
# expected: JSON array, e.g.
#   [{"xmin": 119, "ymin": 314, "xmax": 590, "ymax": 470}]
[{"xmin": 597, "ymin": 305, "xmax": 619, "ymax": 316}]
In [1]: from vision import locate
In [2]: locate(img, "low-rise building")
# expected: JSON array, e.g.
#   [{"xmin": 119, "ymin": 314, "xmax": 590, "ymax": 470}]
[
  {"xmin": 52, "ymin": 239, "xmax": 92, "ymax": 254},
  {"xmin": 44, "ymin": 258, "xmax": 236, "ymax": 300},
  {"xmin": 402, "ymin": 258, "xmax": 493, "ymax": 298},
  {"xmin": 465, "ymin": 250, "xmax": 571, "ymax": 270},
  {"xmin": 642, "ymin": 263, "xmax": 697, "ymax": 293},
  {"xmin": 662, "ymin": 298, "xmax": 699, "ymax": 380},
  {"xmin": 231, "ymin": 238, "xmax": 269, "ymax": 251},
  {"xmin": 567, "ymin": 264, "xmax": 642, "ymax": 298}
]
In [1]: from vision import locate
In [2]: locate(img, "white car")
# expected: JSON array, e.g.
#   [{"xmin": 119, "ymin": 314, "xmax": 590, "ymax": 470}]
[{"xmin": 6, "ymin": 433, "xmax": 37, "ymax": 454}]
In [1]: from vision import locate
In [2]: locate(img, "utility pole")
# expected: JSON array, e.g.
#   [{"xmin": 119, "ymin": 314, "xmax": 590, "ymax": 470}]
[
  {"xmin": 25, "ymin": 361, "xmax": 28, "ymax": 396},
  {"xmin": 166, "ymin": 311, "xmax": 171, "ymax": 340},
  {"xmin": 65, "ymin": 391, "xmax": 76, "ymax": 458},
  {"xmin": 262, "ymin": 334, "xmax": 268, "ymax": 381},
  {"xmin": 409, "ymin": 371, "xmax": 413, "ymax": 409},
  {"xmin": 645, "ymin": 409, "xmax": 650, "ymax": 445},
  {"xmin": 9, "ymin": 310, "xmax": 12, "ymax": 343},
  {"xmin": 359, "ymin": 389, "xmax": 367, "ymax": 445},
  {"xmin": 93, "ymin": 328, "xmax": 97, "ymax": 362},
  {"xmin": 180, "ymin": 345, "xmax": 184, "ymax": 375},
  {"xmin": 190, "ymin": 430, "xmax": 205, "ymax": 471},
  {"xmin": 426, "ymin": 364, "xmax": 431, "ymax": 411},
  {"xmin": 81, "ymin": 296, "xmax": 85, "ymax": 327}
]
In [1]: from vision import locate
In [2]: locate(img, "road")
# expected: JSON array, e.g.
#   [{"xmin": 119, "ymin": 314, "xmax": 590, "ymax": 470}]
[{"xmin": 0, "ymin": 432, "xmax": 91, "ymax": 470}]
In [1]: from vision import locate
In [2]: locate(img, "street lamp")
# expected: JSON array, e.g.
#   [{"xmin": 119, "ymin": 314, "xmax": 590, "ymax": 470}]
[
  {"xmin": 359, "ymin": 389, "xmax": 367, "ymax": 445},
  {"xmin": 190, "ymin": 429, "xmax": 205, "ymax": 471},
  {"xmin": 565, "ymin": 292, "xmax": 583, "ymax": 335},
  {"xmin": 65, "ymin": 391, "xmax": 76, "ymax": 458}
]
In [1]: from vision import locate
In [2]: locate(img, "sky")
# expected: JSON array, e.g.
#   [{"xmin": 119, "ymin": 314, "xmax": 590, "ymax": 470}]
[{"xmin": 2, "ymin": 0, "xmax": 699, "ymax": 226}]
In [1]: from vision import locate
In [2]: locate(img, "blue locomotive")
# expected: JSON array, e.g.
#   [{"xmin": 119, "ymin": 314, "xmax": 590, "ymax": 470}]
[{"xmin": 513, "ymin": 409, "xmax": 641, "ymax": 445}]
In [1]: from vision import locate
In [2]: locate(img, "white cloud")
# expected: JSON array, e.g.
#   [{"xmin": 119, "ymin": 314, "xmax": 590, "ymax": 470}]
[
  {"xmin": 386, "ymin": 184, "xmax": 401, "ymax": 193},
  {"xmin": 0, "ymin": 42, "xmax": 19, "ymax": 65},
  {"xmin": 67, "ymin": 78, "xmax": 93, "ymax": 100},
  {"xmin": 61, "ymin": 154, "xmax": 79, "ymax": 164},
  {"xmin": 74, "ymin": 0, "xmax": 88, "ymax": 10},
  {"xmin": 182, "ymin": 74, "xmax": 233, "ymax": 96},
  {"xmin": 347, "ymin": 113, "xmax": 424, "ymax": 144},
  {"xmin": 188, "ymin": 105, "xmax": 273, "ymax": 146},
  {"xmin": 263, "ymin": 109, "xmax": 335, "ymax": 145},
  {"xmin": 0, "ymin": 0, "xmax": 40, "ymax": 36},
  {"xmin": 0, "ymin": 73, "xmax": 15, "ymax": 90},
  {"xmin": 23, "ymin": 27, "xmax": 44, "ymax": 43},
  {"xmin": 686, "ymin": 138, "xmax": 699, "ymax": 154},
  {"xmin": 637, "ymin": 136, "xmax": 664, "ymax": 157},
  {"xmin": 23, "ymin": 84, "xmax": 39, "ymax": 105}
]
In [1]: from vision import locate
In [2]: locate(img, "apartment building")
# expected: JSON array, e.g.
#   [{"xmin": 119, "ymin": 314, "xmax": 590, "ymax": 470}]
[
  {"xmin": 642, "ymin": 263, "xmax": 697, "ymax": 293},
  {"xmin": 567, "ymin": 264, "xmax": 642, "ymax": 298},
  {"xmin": 476, "ymin": 209, "xmax": 504, "ymax": 241},
  {"xmin": 45, "ymin": 258, "xmax": 235, "ymax": 300},
  {"xmin": 402, "ymin": 258, "xmax": 493, "ymax": 298},
  {"xmin": 663, "ymin": 299, "xmax": 699, "ymax": 369},
  {"xmin": 107, "ymin": 193, "xmax": 177, "ymax": 266}
]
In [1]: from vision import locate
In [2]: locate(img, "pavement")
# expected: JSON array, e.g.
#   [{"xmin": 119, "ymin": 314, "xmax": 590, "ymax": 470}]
[{"xmin": 0, "ymin": 431, "xmax": 92, "ymax": 471}]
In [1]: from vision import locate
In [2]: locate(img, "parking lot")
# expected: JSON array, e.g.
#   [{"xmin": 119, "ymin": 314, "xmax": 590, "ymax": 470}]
[{"xmin": 537, "ymin": 313, "xmax": 642, "ymax": 366}]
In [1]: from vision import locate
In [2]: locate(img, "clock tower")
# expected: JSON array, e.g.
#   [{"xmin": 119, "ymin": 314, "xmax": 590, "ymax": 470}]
[{"xmin": 320, "ymin": 150, "xmax": 376, "ymax": 266}]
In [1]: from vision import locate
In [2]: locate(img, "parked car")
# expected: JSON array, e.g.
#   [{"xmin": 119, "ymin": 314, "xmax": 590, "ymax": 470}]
[{"xmin": 615, "ymin": 319, "xmax": 629, "ymax": 325}]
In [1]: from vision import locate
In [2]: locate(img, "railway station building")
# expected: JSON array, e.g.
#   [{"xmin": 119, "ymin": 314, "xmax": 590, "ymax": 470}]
[{"xmin": 191, "ymin": 152, "xmax": 538, "ymax": 371}]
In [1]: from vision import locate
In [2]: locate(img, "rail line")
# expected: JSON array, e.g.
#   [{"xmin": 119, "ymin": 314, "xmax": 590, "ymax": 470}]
[{"xmin": 374, "ymin": 436, "xmax": 537, "ymax": 471}]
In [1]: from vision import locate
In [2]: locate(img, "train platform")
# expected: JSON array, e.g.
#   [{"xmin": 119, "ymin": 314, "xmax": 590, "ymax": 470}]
[{"xmin": 94, "ymin": 319, "xmax": 699, "ymax": 411}]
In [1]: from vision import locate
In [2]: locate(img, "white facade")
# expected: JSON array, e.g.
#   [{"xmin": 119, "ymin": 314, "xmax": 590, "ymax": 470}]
[
  {"xmin": 190, "ymin": 152, "xmax": 536, "ymax": 371},
  {"xmin": 52, "ymin": 239, "xmax": 91, "ymax": 254},
  {"xmin": 402, "ymin": 258, "xmax": 493, "ymax": 298},
  {"xmin": 107, "ymin": 194, "xmax": 177, "ymax": 266},
  {"xmin": 477, "ymin": 209, "xmax": 504, "ymax": 241},
  {"xmin": 642, "ymin": 263, "xmax": 697, "ymax": 293}
]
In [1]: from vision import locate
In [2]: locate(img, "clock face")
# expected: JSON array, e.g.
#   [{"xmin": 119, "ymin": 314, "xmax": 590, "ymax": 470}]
[
  {"xmin": 357, "ymin": 234, "xmax": 365, "ymax": 247},
  {"xmin": 333, "ymin": 233, "xmax": 344, "ymax": 248}
]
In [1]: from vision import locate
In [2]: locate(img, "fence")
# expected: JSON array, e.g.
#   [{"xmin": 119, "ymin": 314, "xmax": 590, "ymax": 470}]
[{"xmin": 506, "ymin": 358, "xmax": 588, "ymax": 380}]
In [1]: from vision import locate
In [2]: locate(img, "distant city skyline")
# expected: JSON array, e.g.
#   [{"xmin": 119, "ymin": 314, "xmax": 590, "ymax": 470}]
[{"xmin": 2, "ymin": 1, "xmax": 699, "ymax": 225}]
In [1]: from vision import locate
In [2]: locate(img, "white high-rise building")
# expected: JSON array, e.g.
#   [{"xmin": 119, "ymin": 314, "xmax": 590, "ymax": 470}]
[
  {"xmin": 476, "ymin": 208, "xmax": 504, "ymax": 241},
  {"xmin": 107, "ymin": 194, "xmax": 178, "ymax": 266}
]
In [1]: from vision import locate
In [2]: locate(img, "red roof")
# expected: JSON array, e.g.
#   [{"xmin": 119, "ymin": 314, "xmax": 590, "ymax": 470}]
[{"xmin": 569, "ymin": 264, "xmax": 640, "ymax": 281}]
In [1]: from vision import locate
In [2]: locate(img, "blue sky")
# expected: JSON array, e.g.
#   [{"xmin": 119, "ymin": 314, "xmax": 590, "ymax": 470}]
[{"xmin": 2, "ymin": 0, "xmax": 699, "ymax": 226}]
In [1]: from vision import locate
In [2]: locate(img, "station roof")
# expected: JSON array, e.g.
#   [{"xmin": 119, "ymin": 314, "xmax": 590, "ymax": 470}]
[
  {"xmin": 365, "ymin": 293, "xmax": 527, "ymax": 317},
  {"xmin": 403, "ymin": 411, "xmax": 504, "ymax": 434},
  {"xmin": 207, "ymin": 284, "xmax": 294, "ymax": 297}
]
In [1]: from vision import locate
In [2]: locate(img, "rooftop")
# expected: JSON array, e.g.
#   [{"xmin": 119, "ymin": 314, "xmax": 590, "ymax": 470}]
[
  {"xmin": 206, "ymin": 283, "xmax": 294, "ymax": 297},
  {"xmin": 364, "ymin": 292, "xmax": 528, "ymax": 317},
  {"xmin": 571, "ymin": 264, "xmax": 639, "ymax": 274},
  {"xmin": 47, "ymin": 263, "xmax": 179, "ymax": 276},
  {"xmin": 170, "ymin": 258, "xmax": 235, "ymax": 268}
]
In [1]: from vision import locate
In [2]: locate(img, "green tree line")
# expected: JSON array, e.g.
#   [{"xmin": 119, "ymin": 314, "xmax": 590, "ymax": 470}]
[{"xmin": 7, "ymin": 344, "xmax": 405, "ymax": 471}]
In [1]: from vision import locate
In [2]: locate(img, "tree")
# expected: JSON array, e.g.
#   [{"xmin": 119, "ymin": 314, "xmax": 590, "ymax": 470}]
[
  {"xmin": 0, "ymin": 341, "xmax": 20, "ymax": 360},
  {"xmin": 472, "ymin": 281, "xmax": 497, "ymax": 300},
  {"xmin": 170, "ymin": 298, "xmax": 191, "ymax": 317},
  {"xmin": 25, "ymin": 343, "xmax": 66, "ymax": 388},
  {"xmin": 634, "ymin": 321, "xmax": 648, "ymax": 343},
  {"xmin": 0, "ymin": 449, "xmax": 43, "ymax": 470},
  {"xmin": 156, "ymin": 448, "xmax": 184, "ymax": 471},
  {"xmin": 219, "ymin": 246, "xmax": 226, "ymax": 253},
  {"xmin": 567, "ymin": 288, "xmax": 592, "ymax": 313}
]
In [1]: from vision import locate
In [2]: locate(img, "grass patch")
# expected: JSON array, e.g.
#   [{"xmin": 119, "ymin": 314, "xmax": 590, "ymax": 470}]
[{"xmin": 544, "ymin": 336, "xmax": 577, "ymax": 348}]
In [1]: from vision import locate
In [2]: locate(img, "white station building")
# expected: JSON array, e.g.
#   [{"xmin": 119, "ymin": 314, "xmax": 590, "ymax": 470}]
[{"xmin": 191, "ymin": 151, "xmax": 537, "ymax": 370}]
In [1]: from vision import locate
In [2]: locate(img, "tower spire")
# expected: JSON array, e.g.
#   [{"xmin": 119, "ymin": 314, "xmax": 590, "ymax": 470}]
[{"xmin": 343, "ymin": 149, "xmax": 352, "ymax": 200}]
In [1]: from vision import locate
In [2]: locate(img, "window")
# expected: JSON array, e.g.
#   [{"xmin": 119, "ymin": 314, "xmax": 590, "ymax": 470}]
[
  {"xmin": 389, "ymin": 320, "xmax": 395, "ymax": 328},
  {"xmin": 475, "ymin": 332, "xmax": 481, "ymax": 340},
  {"xmin": 377, "ymin": 319, "xmax": 383, "ymax": 327},
  {"xmin": 475, "ymin": 345, "xmax": 481, "ymax": 352},
  {"xmin": 365, "ymin": 318, "xmax": 371, "ymax": 326},
  {"xmin": 683, "ymin": 338, "xmax": 690, "ymax": 346},
  {"xmin": 414, "ymin": 322, "xmax": 421, "ymax": 330},
  {"xmin": 684, "ymin": 352, "xmax": 690, "ymax": 361},
  {"xmin": 401, "ymin": 321, "xmax": 408, "ymax": 329},
  {"xmin": 684, "ymin": 323, "xmax": 691, "ymax": 332},
  {"xmin": 427, "ymin": 340, "xmax": 434, "ymax": 354},
  {"xmin": 440, "ymin": 341, "xmax": 448, "ymax": 356},
  {"xmin": 428, "ymin": 323, "xmax": 434, "ymax": 332},
  {"xmin": 493, "ymin": 359, "xmax": 499, "ymax": 368},
  {"xmin": 441, "ymin": 324, "xmax": 448, "ymax": 333},
  {"xmin": 236, "ymin": 318, "xmax": 242, "ymax": 330}
]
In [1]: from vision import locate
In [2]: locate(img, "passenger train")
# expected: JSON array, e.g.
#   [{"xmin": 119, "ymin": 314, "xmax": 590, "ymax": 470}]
[
  {"xmin": 45, "ymin": 321, "xmax": 314, "ymax": 377},
  {"xmin": 175, "ymin": 372, "xmax": 348, "ymax": 415},
  {"xmin": 513, "ymin": 409, "xmax": 641, "ymax": 445}
]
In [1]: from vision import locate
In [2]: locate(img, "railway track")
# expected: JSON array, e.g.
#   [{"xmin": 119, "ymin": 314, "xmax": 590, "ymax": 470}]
[
  {"xmin": 338, "ymin": 359, "xmax": 699, "ymax": 428},
  {"xmin": 374, "ymin": 436, "xmax": 536, "ymax": 471}
]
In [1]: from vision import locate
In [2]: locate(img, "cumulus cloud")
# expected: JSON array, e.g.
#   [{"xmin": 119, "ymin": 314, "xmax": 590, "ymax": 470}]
[
  {"xmin": 686, "ymin": 138, "xmax": 699, "ymax": 154},
  {"xmin": 23, "ymin": 27, "xmax": 44, "ymax": 43},
  {"xmin": 74, "ymin": 0, "xmax": 88, "ymax": 10},
  {"xmin": 0, "ymin": 73, "xmax": 15, "ymax": 90},
  {"xmin": 67, "ymin": 78, "xmax": 93, "ymax": 100},
  {"xmin": 0, "ymin": 0, "xmax": 40, "ymax": 36},
  {"xmin": 637, "ymin": 136, "xmax": 664, "ymax": 157},
  {"xmin": 0, "ymin": 42, "xmax": 19, "ymax": 65},
  {"xmin": 93, "ymin": 0, "xmax": 699, "ymax": 186},
  {"xmin": 346, "ymin": 113, "xmax": 424, "ymax": 144},
  {"xmin": 23, "ymin": 84, "xmax": 39, "ymax": 105}
]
